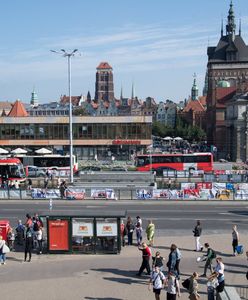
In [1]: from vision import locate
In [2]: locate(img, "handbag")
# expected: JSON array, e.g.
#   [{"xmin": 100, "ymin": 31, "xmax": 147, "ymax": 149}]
[{"xmin": 2, "ymin": 244, "xmax": 10, "ymax": 254}]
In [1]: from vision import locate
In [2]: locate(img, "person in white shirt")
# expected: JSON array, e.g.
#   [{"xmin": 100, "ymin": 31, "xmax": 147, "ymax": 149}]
[
  {"xmin": 165, "ymin": 271, "xmax": 180, "ymax": 299},
  {"xmin": 215, "ymin": 257, "xmax": 225, "ymax": 294},
  {"xmin": 148, "ymin": 266, "xmax": 166, "ymax": 300}
]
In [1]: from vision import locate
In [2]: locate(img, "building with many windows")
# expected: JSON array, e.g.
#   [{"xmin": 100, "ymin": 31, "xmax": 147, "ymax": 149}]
[{"xmin": 0, "ymin": 100, "xmax": 152, "ymax": 160}]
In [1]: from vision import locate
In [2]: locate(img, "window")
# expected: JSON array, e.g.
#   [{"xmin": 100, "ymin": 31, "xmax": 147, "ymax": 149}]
[{"xmin": 196, "ymin": 155, "xmax": 211, "ymax": 163}]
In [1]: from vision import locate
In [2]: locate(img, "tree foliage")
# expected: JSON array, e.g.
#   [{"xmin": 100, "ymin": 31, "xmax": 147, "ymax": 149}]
[{"xmin": 152, "ymin": 119, "xmax": 206, "ymax": 142}]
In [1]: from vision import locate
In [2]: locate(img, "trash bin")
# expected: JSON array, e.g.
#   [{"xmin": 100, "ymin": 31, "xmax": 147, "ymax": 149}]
[{"xmin": 0, "ymin": 220, "xmax": 10, "ymax": 241}]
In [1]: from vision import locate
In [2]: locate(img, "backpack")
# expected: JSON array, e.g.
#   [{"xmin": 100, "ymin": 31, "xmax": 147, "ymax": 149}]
[
  {"xmin": 33, "ymin": 221, "xmax": 40, "ymax": 232},
  {"xmin": 210, "ymin": 249, "xmax": 216, "ymax": 259},
  {"xmin": 182, "ymin": 278, "xmax": 190, "ymax": 290}
]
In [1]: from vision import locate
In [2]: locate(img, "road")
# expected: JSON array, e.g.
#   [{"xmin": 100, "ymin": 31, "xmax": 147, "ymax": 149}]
[{"xmin": 0, "ymin": 200, "xmax": 247, "ymax": 235}]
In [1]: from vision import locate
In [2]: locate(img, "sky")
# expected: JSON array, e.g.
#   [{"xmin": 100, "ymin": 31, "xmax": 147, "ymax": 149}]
[{"xmin": 0, "ymin": 0, "xmax": 247, "ymax": 104}]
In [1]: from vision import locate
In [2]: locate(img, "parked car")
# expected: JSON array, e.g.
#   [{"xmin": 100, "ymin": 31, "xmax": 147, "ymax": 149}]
[{"xmin": 27, "ymin": 166, "xmax": 46, "ymax": 177}]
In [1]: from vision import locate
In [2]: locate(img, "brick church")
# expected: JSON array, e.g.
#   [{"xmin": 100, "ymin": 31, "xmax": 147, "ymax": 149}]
[{"xmin": 206, "ymin": 1, "xmax": 248, "ymax": 159}]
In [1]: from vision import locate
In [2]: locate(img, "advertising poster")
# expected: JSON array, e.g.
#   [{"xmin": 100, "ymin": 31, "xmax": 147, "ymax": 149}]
[
  {"xmin": 211, "ymin": 183, "xmax": 232, "ymax": 200},
  {"xmin": 48, "ymin": 219, "xmax": 69, "ymax": 251},
  {"xmin": 31, "ymin": 188, "xmax": 60, "ymax": 199},
  {"xmin": 136, "ymin": 189, "xmax": 152, "ymax": 199},
  {"xmin": 196, "ymin": 182, "xmax": 212, "ymax": 190},
  {"xmin": 183, "ymin": 189, "xmax": 200, "ymax": 199},
  {"xmin": 235, "ymin": 190, "xmax": 248, "ymax": 200},
  {"xmin": 153, "ymin": 189, "xmax": 170, "ymax": 199},
  {"xmin": 237, "ymin": 183, "xmax": 248, "ymax": 190},
  {"xmin": 96, "ymin": 222, "xmax": 117, "ymax": 236},
  {"xmin": 66, "ymin": 188, "xmax": 85, "ymax": 200},
  {"xmin": 181, "ymin": 183, "xmax": 196, "ymax": 190},
  {"xmin": 72, "ymin": 219, "xmax": 93, "ymax": 236},
  {"xmin": 91, "ymin": 189, "xmax": 116, "ymax": 199}
]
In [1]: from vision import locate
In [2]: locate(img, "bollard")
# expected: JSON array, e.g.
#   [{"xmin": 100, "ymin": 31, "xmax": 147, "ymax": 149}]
[{"xmin": 49, "ymin": 198, "xmax": 53, "ymax": 211}]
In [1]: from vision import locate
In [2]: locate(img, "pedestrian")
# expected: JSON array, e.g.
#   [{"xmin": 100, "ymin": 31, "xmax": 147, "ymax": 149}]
[
  {"xmin": 136, "ymin": 215, "xmax": 142, "ymax": 227},
  {"xmin": 152, "ymin": 251, "xmax": 164, "ymax": 272},
  {"xmin": 24, "ymin": 226, "xmax": 34, "ymax": 262},
  {"xmin": 215, "ymin": 257, "xmax": 225, "ymax": 294},
  {"xmin": 232, "ymin": 224, "xmax": 239, "ymax": 256},
  {"xmin": 136, "ymin": 242, "xmax": 151, "ymax": 276},
  {"xmin": 135, "ymin": 220, "xmax": 143, "ymax": 246},
  {"xmin": 27, "ymin": 178, "xmax": 32, "ymax": 190},
  {"xmin": 25, "ymin": 213, "xmax": 33, "ymax": 228},
  {"xmin": 193, "ymin": 220, "xmax": 203, "ymax": 252},
  {"xmin": 167, "ymin": 244, "xmax": 177, "ymax": 274},
  {"xmin": 44, "ymin": 176, "xmax": 49, "ymax": 190},
  {"xmin": 0, "ymin": 235, "xmax": 7, "ymax": 265},
  {"xmin": 120, "ymin": 220, "xmax": 127, "ymax": 247},
  {"xmin": 148, "ymin": 266, "xmax": 166, "ymax": 300},
  {"xmin": 207, "ymin": 272, "xmax": 219, "ymax": 300},
  {"xmin": 175, "ymin": 245, "xmax": 182, "ymax": 279},
  {"xmin": 7, "ymin": 227, "xmax": 15, "ymax": 251},
  {"xmin": 126, "ymin": 216, "xmax": 134, "ymax": 246},
  {"xmin": 59, "ymin": 181, "xmax": 66, "ymax": 199},
  {"xmin": 188, "ymin": 272, "xmax": 200, "ymax": 300},
  {"xmin": 165, "ymin": 271, "xmax": 181, "ymax": 300},
  {"xmin": 36, "ymin": 227, "xmax": 43, "ymax": 254},
  {"xmin": 202, "ymin": 243, "xmax": 216, "ymax": 277},
  {"xmin": 15, "ymin": 220, "xmax": 25, "ymax": 245},
  {"xmin": 146, "ymin": 220, "xmax": 155, "ymax": 246}
]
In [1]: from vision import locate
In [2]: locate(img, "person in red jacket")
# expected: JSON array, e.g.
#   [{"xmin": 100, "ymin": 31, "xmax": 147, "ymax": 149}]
[{"xmin": 136, "ymin": 242, "xmax": 151, "ymax": 276}]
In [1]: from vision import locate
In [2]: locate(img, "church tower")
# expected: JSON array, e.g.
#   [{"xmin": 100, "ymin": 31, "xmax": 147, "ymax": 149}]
[
  {"xmin": 206, "ymin": 1, "xmax": 248, "ymax": 156},
  {"xmin": 30, "ymin": 88, "xmax": 39, "ymax": 107},
  {"xmin": 191, "ymin": 74, "xmax": 199, "ymax": 100},
  {"xmin": 95, "ymin": 62, "xmax": 114, "ymax": 102}
]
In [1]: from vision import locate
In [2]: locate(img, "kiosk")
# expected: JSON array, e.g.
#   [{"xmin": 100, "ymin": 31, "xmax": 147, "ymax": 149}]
[
  {"xmin": 40, "ymin": 212, "xmax": 126, "ymax": 254},
  {"xmin": 0, "ymin": 220, "xmax": 10, "ymax": 241}
]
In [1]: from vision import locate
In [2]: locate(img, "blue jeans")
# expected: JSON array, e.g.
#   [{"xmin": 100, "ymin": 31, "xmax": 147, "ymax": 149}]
[{"xmin": 0, "ymin": 253, "xmax": 6, "ymax": 263}]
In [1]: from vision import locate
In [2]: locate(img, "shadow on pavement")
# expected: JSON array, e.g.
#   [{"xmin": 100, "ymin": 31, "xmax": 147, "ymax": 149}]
[
  {"xmin": 91, "ymin": 268, "xmax": 147, "ymax": 285},
  {"xmin": 225, "ymin": 262, "xmax": 248, "ymax": 269},
  {"xmin": 84, "ymin": 297, "xmax": 123, "ymax": 300},
  {"xmin": 6, "ymin": 256, "xmax": 23, "ymax": 263}
]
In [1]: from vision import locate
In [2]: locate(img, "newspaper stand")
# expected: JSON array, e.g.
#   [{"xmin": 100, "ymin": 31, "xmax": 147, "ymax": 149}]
[
  {"xmin": 0, "ymin": 220, "xmax": 10, "ymax": 241},
  {"xmin": 40, "ymin": 211, "xmax": 126, "ymax": 254}
]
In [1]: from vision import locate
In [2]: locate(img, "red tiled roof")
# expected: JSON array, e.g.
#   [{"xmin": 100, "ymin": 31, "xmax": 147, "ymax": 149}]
[
  {"xmin": 60, "ymin": 95, "xmax": 82, "ymax": 106},
  {"xmin": 215, "ymin": 87, "xmax": 236, "ymax": 108},
  {"xmin": 8, "ymin": 100, "xmax": 28, "ymax": 117},
  {"xmin": 96, "ymin": 62, "xmax": 112, "ymax": 70},
  {"xmin": 183, "ymin": 99, "xmax": 205, "ymax": 113},
  {"xmin": 198, "ymin": 96, "xmax": 207, "ymax": 107}
]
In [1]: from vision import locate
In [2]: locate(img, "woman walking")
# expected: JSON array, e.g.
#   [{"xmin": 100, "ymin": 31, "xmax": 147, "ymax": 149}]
[
  {"xmin": 126, "ymin": 216, "xmax": 134, "ymax": 246},
  {"xmin": 167, "ymin": 244, "xmax": 177, "ymax": 273},
  {"xmin": 146, "ymin": 220, "xmax": 155, "ymax": 246},
  {"xmin": 232, "ymin": 225, "xmax": 239, "ymax": 256},
  {"xmin": 165, "ymin": 271, "xmax": 181, "ymax": 300},
  {"xmin": 188, "ymin": 272, "xmax": 200, "ymax": 300},
  {"xmin": 0, "ymin": 235, "xmax": 7, "ymax": 265},
  {"xmin": 24, "ymin": 226, "xmax": 34, "ymax": 262},
  {"xmin": 152, "ymin": 251, "xmax": 164, "ymax": 272}
]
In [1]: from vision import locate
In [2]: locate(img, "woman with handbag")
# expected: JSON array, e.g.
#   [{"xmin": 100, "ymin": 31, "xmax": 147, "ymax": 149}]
[
  {"xmin": 0, "ymin": 235, "xmax": 9, "ymax": 265},
  {"xmin": 188, "ymin": 272, "xmax": 200, "ymax": 300}
]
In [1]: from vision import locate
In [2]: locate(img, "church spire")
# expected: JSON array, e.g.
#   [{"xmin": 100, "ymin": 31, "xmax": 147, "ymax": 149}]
[
  {"xmin": 221, "ymin": 19, "xmax": 224, "ymax": 37},
  {"xmin": 131, "ymin": 82, "xmax": 135, "ymax": 99},
  {"xmin": 226, "ymin": 0, "xmax": 236, "ymax": 41},
  {"xmin": 30, "ymin": 87, "xmax": 38, "ymax": 107},
  {"xmin": 239, "ymin": 18, "xmax": 241, "ymax": 36},
  {"xmin": 191, "ymin": 73, "xmax": 199, "ymax": 101},
  {"xmin": 120, "ymin": 85, "xmax": 123, "ymax": 100}
]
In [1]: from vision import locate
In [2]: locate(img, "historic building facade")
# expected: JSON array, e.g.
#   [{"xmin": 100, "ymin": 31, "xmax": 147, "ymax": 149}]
[
  {"xmin": 206, "ymin": 1, "xmax": 248, "ymax": 158},
  {"xmin": 95, "ymin": 62, "xmax": 114, "ymax": 102}
]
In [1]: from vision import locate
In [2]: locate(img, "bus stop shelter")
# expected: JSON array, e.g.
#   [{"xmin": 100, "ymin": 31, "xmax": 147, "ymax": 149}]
[{"xmin": 40, "ymin": 211, "xmax": 126, "ymax": 254}]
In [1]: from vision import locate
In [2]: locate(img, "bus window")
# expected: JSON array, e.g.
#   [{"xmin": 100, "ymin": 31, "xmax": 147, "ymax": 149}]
[
  {"xmin": 196, "ymin": 155, "xmax": 211, "ymax": 163},
  {"xmin": 173, "ymin": 156, "xmax": 183, "ymax": 163},
  {"xmin": 183, "ymin": 156, "xmax": 197, "ymax": 163}
]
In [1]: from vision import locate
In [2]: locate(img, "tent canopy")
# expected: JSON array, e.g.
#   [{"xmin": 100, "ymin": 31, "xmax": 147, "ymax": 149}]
[
  {"xmin": 35, "ymin": 148, "xmax": 52, "ymax": 154},
  {"xmin": 0, "ymin": 148, "xmax": 9, "ymax": 154},
  {"xmin": 163, "ymin": 136, "xmax": 173, "ymax": 140},
  {"xmin": 11, "ymin": 148, "xmax": 28, "ymax": 154},
  {"xmin": 174, "ymin": 137, "xmax": 183, "ymax": 141}
]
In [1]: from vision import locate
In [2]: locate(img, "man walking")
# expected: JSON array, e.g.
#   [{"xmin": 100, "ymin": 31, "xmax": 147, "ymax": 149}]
[
  {"xmin": 193, "ymin": 220, "xmax": 203, "ymax": 252},
  {"xmin": 148, "ymin": 266, "xmax": 166, "ymax": 300},
  {"xmin": 136, "ymin": 242, "xmax": 151, "ymax": 276},
  {"xmin": 202, "ymin": 243, "xmax": 216, "ymax": 277}
]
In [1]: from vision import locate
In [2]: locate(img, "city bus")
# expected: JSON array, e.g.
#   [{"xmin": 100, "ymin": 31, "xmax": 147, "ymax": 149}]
[
  {"xmin": 0, "ymin": 158, "xmax": 26, "ymax": 184},
  {"xmin": 13, "ymin": 154, "xmax": 78, "ymax": 173},
  {"xmin": 135, "ymin": 152, "xmax": 213, "ymax": 173}
]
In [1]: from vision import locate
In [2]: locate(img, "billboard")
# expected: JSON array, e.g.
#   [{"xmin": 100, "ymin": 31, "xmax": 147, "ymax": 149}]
[
  {"xmin": 48, "ymin": 219, "xmax": 69, "ymax": 251},
  {"xmin": 72, "ymin": 220, "xmax": 93, "ymax": 236},
  {"xmin": 96, "ymin": 222, "xmax": 117, "ymax": 237}
]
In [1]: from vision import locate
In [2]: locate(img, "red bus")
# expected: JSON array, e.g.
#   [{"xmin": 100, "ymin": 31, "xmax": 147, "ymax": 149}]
[
  {"xmin": 135, "ymin": 153, "xmax": 213, "ymax": 173},
  {"xmin": 0, "ymin": 158, "xmax": 26, "ymax": 184}
]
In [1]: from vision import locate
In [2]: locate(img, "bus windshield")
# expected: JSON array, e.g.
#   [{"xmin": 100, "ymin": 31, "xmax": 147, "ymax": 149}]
[{"xmin": 0, "ymin": 165, "xmax": 25, "ymax": 178}]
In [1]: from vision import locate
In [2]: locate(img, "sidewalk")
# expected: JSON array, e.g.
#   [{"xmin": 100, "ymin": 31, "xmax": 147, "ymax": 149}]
[{"xmin": 0, "ymin": 233, "xmax": 247, "ymax": 300}]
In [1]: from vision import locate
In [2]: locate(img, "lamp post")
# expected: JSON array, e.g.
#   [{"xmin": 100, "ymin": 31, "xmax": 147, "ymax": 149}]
[{"xmin": 51, "ymin": 49, "xmax": 79, "ymax": 184}]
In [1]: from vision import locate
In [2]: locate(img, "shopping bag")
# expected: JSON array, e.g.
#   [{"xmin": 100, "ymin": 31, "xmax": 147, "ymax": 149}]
[
  {"xmin": 2, "ymin": 244, "xmax": 10, "ymax": 254},
  {"xmin": 236, "ymin": 245, "xmax": 243, "ymax": 255}
]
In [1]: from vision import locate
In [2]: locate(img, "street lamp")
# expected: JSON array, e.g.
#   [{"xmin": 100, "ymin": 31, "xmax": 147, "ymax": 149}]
[{"xmin": 51, "ymin": 49, "xmax": 79, "ymax": 184}]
